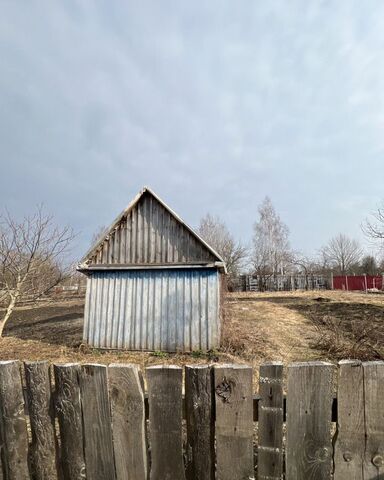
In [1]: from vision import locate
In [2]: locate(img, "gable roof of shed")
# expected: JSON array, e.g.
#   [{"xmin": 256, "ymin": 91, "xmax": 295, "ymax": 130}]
[{"xmin": 79, "ymin": 186, "xmax": 225, "ymax": 270}]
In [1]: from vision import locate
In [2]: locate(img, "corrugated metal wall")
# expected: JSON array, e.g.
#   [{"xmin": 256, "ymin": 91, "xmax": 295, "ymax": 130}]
[
  {"xmin": 88, "ymin": 192, "xmax": 217, "ymax": 265},
  {"xmin": 83, "ymin": 268, "xmax": 220, "ymax": 351}
]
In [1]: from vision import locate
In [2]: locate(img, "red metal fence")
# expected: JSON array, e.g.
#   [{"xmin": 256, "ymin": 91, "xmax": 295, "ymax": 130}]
[{"xmin": 332, "ymin": 275, "xmax": 383, "ymax": 291}]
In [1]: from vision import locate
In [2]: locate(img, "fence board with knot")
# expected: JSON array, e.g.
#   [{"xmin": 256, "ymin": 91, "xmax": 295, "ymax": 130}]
[{"xmin": 0, "ymin": 360, "xmax": 384, "ymax": 479}]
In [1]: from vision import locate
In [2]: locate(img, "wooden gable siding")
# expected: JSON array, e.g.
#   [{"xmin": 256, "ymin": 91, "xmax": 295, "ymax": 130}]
[{"xmin": 87, "ymin": 192, "xmax": 217, "ymax": 265}]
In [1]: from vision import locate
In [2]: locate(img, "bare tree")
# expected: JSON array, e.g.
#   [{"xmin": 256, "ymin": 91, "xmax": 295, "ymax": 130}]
[
  {"xmin": 359, "ymin": 255, "xmax": 378, "ymax": 275},
  {"xmin": 363, "ymin": 203, "xmax": 384, "ymax": 242},
  {"xmin": 0, "ymin": 206, "xmax": 75, "ymax": 336},
  {"xmin": 320, "ymin": 233, "xmax": 363, "ymax": 275},
  {"xmin": 292, "ymin": 254, "xmax": 321, "ymax": 275},
  {"xmin": 197, "ymin": 214, "xmax": 248, "ymax": 276},
  {"xmin": 252, "ymin": 197, "xmax": 292, "ymax": 289},
  {"xmin": 379, "ymin": 257, "xmax": 384, "ymax": 273},
  {"xmin": 91, "ymin": 224, "xmax": 107, "ymax": 246}
]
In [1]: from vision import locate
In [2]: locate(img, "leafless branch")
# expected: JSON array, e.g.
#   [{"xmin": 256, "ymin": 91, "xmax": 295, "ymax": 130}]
[
  {"xmin": 0, "ymin": 205, "xmax": 76, "ymax": 335},
  {"xmin": 320, "ymin": 233, "xmax": 363, "ymax": 275},
  {"xmin": 197, "ymin": 213, "xmax": 248, "ymax": 276},
  {"xmin": 251, "ymin": 197, "xmax": 292, "ymax": 289}
]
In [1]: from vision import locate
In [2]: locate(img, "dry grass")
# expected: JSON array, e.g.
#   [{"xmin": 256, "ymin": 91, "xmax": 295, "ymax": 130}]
[
  {"xmin": 310, "ymin": 314, "xmax": 383, "ymax": 360},
  {"xmin": 0, "ymin": 300, "xmax": 231, "ymax": 371},
  {"xmin": 225, "ymin": 289, "xmax": 384, "ymax": 364},
  {"xmin": 0, "ymin": 290, "xmax": 383, "ymax": 380}
]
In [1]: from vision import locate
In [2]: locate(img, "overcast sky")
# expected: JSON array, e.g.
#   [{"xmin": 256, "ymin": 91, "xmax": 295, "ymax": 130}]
[{"xmin": 1, "ymin": 1, "xmax": 383, "ymax": 260}]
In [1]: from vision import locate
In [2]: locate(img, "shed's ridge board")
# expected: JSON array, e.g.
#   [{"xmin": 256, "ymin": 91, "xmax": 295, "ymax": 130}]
[{"xmin": 79, "ymin": 187, "xmax": 225, "ymax": 269}]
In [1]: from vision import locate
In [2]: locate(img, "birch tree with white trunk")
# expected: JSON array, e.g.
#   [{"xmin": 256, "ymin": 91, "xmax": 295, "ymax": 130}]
[{"xmin": 252, "ymin": 197, "xmax": 292, "ymax": 288}]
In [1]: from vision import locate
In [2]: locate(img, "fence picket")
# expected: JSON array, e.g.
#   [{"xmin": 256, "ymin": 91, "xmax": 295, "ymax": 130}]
[
  {"xmin": 286, "ymin": 361, "xmax": 334, "ymax": 480},
  {"xmin": 24, "ymin": 361, "xmax": 59, "ymax": 480},
  {"xmin": 109, "ymin": 364, "xmax": 147, "ymax": 480},
  {"xmin": 214, "ymin": 364, "xmax": 254, "ymax": 480},
  {"xmin": 79, "ymin": 364, "xmax": 116, "ymax": 480},
  {"xmin": 53, "ymin": 363, "xmax": 86, "ymax": 480},
  {"xmin": 257, "ymin": 362, "xmax": 283, "ymax": 480},
  {"xmin": 0, "ymin": 360, "xmax": 29, "ymax": 480},
  {"xmin": 1, "ymin": 359, "xmax": 384, "ymax": 479},
  {"xmin": 146, "ymin": 365, "xmax": 185, "ymax": 480},
  {"xmin": 334, "ymin": 360, "xmax": 364, "ymax": 480},
  {"xmin": 363, "ymin": 361, "xmax": 384, "ymax": 478},
  {"xmin": 185, "ymin": 365, "xmax": 214, "ymax": 480}
]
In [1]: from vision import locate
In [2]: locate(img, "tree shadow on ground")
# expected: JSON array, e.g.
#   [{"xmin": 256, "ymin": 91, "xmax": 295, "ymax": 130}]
[
  {"xmin": 284, "ymin": 301, "xmax": 384, "ymax": 359},
  {"xmin": 285, "ymin": 301, "xmax": 384, "ymax": 323},
  {"xmin": 3, "ymin": 304, "xmax": 84, "ymax": 347},
  {"xmin": 230, "ymin": 295, "xmax": 305, "ymax": 304}
]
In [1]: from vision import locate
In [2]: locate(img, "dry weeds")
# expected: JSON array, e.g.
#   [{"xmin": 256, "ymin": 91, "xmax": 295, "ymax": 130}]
[{"xmin": 0, "ymin": 290, "xmax": 383, "ymax": 380}]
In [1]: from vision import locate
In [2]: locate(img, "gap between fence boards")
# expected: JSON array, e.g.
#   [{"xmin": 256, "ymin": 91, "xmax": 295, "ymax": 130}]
[{"xmin": 21, "ymin": 388, "xmax": 338, "ymax": 422}]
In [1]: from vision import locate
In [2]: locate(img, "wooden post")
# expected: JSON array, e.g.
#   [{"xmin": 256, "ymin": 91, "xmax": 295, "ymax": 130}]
[
  {"xmin": 257, "ymin": 362, "xmax": 283, "ymax": 480},
  {"xmin": 146, "ymin": 366, "xmax": 185, "ymax": 480},
  {"xmin": 362, "ymin": 361, "xmax": 384, "ymax": 478},
  {"xmin": 24, "ymin": 361, "xmax": 59, "ymax": 479},
  {"xmin": 214, "ymin": 364, "xmax": 254, "ymax": 480},
  {"xmin": 109, "ymin": 364, "xmax": 148, "ymax": 480},
  {"xmin": 185, "ymin": 365, "xmax": 214, "ymax": 480},
  {"xmin": 0, "ymin": 361, "xmax": 29, "ymax": 480},
  {"xmin": 364, "ymin": 274, "xmax": 368, "ymax": 293},
  {"xmin": 346, "ymin": 275, "xmax": 349, "ymax": 291},
  {"xmin": 334, "ymin": 360, "xmax": 364, "ymax": 480},
  {"xmin": 79, "ymin": 364, "xmax": 116, "ymax": 480},
  {"xmin": 54, "ymin": 363, "xmax": 86, "ymax": 480},
  {"xmin": 286, "ymin": 362, "xmax": 334, "ymax": 480}
]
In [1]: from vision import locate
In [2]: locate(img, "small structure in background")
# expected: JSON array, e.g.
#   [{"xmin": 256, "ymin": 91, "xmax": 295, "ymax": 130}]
[{"xmin": 78, "ymin": 187, "xmax": 226, "ymax": 352}]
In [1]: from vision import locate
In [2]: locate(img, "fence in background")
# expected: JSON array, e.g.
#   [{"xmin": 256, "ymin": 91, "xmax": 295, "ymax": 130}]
[
  {"xmin": 0, "ymin": 360, "xmax": 383, "ymax": 479},
  {"xmin": 332, "ymin": 274, "xmax": 384, "ymax": 291},
  {"xmin": 233, "ymin": 273, "xmax": 329, "ymax": 292},
  {"xmin": 0, "ymin": 284, "xmax": 86, "ymax": 308}
]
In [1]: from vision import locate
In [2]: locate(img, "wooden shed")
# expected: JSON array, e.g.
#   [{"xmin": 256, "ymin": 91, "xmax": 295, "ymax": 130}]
[{"xmin": 78, "ymin": 187, "xmax": 226, "ymax": 352}]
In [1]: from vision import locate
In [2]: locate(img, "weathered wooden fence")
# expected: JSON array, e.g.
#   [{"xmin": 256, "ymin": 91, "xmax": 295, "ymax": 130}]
[
  {"xmin": 233, "ymin": 274, "xmax": 329, "ymax": 292},
  {"xmin": 0, "ymin": 360, "xmax": 384, "ymax": 479}
]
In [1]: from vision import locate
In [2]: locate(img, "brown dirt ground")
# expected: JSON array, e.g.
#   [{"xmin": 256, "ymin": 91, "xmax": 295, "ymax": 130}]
[{"xmin": 0, "ymin": 290, "xmax": 383, "ymax": 380}]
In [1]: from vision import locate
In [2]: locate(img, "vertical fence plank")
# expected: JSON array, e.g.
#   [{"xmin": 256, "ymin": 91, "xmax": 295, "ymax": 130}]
[
  {"xmin": 363, "ymin": 361, "xmax": 384, "ymax": 478},
  {"xmin": 53, "ymin": 363, "xmax": 86, "ymax": 480},
  {"xmin": 79, "ymin": 364, "xmax": 116, "ymax": 480},
  {"xmin": 185, "ymin": 365, "xmax": 214, "ymax": 480},
  {"xmin": 257, "ymin": 362, "xmax": 283, "ymax": 480},
  {"xmin": 146, "ymin": 365, "xmax": 185, "ymax": 480},
  {"xmin": 334, "ymin": 360, "xmax": 364, "ymax": 480},
  {"xmin": 214, "ymin": 364, "xmax": 254, "ymax": 480},
  {"xmin": 286, "ymin": 361, "xmax": 334, "ymax": 480},
  {"xmin": 109, "ymin": 364, "xmax": 147, "ymax": 480},
  {"xmin": 24, "ymin": 361, "xmax": 58, "ymax": 480},
  {"xmin": 0, "ymin": 360, "xmax": 29, "ymax": 480}
]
